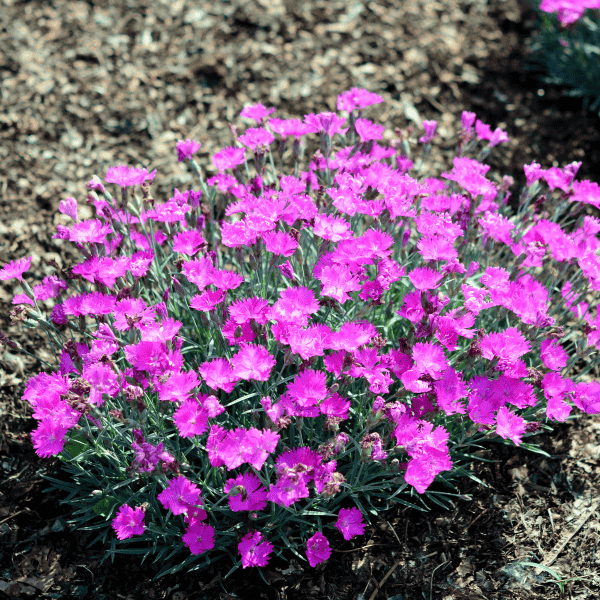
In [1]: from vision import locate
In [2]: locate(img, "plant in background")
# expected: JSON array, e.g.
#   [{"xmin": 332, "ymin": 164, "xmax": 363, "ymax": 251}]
[
  {"xmin": 1, "ymin": 88, "xmax": 599, "ymax": 578},
  {"xmin": 524, "ymin": 0, "xmax": 600, "ymax": 115}
]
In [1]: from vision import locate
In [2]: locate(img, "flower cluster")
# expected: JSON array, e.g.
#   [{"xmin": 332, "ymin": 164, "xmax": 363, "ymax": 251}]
[
  {"xmin": 539, "ymin": 0, "xmax": 600, "ymax": 25},
  {"xmin": 4, "ymin": 87, "xmax": 599, "ymax": 574}
]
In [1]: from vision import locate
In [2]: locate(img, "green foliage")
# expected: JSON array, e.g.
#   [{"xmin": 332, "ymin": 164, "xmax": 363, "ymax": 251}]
[{"xmin": 525, "ymin": 6, "xmax": 600, "ymax": 115}]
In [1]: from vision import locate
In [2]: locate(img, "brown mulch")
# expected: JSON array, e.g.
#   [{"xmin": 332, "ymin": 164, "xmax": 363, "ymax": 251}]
[{"xmin": 1, "ymin": 0, "xmax": 600, "ymax": 598}]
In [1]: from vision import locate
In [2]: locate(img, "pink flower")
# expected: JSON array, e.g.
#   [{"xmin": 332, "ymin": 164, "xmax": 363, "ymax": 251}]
[
  {"xmin": 172, "ymin": 230, "xmax": 205, "ymax": 255},
  {"xmin": 354, "ymin": 118, "xmax": 385, "ymax": 142},
  {"xmin": 176, "ymin": 139, "xmax": 202, "ymax": 162},
  {"xmin": 0, "ymin": 256, "xmax": 32, "ymax": 282},
  {"xmin": 238, "ymin": 531, "xmax": 274, "ymax": 568},
  {"xmin": 417, "ymin": 235, "xmax": 458, "ymax": 262},
  {"xmin": 224, "ymin": 472, "xmax": 268, "ymax": 512},
  {"xmin": 157, "ymin": 476, "xmax": 201, "ymax": 516},
  {"xmin": 408, "ymin": 267, "xmax": 444, "ymax": 291},
  {"xmin": 318, "ymin": 265, "xmax": 362, "ymax": 304},
  {"xmin": 419, "ymin": 120, "xmax": 438, "ymax": 144},
  {"xmin": 313, "ymin": 213, "xmax": 353, "ymax": 242},
  {"xmin": 263, "ymin": 230, "xmax": 298, "ymax": 257},
  {"xmin": 306, "ymin": 532, "xmax": 331, "ymax": 567},
  {"xmin": 32, "ymin": 275, "xmax": 67, "ymax": 301},
  {"xmin": 270, "ymin": 286, "xmax": 320, "ymax": 325},
  {"xmin": 303, "ymin": 112, "xmax": 348, "ymax": 137},
  {"xmin": 240, "ymin": 103, "xmax": 275, "ymax": 123},
  {"xmin": 65, "ymin": 219, "xmax": 113, "ymax": 245},
  {"xmin": 198, "ymin": 357, "xmax": 240, "ymax": 393},
  {"xmin": 433, "ymin": 367, "xmax": 467, "ymax": 415},
  {"xmin": 461, "ymin": 111, "xmax": 476, "ymax": 130},
  {"xmin": 404, "ymin": 448, "xmax": 452, "ymax": 493},
  {"xmin": 540, "ymin": 339, "xmax": 568, "ymax": 371},
  {"xmin": 495, "ymin": 406, "xmax": 527, "ymax": 445},
  {"xmin": 105, "ymin": 164, "xmax": 156, "ymax": 188},
  {"xmin": 337, "ymin": 87, "xmax": 383, "ymax": 112},
  {"xmin": 238, "ymin": 127, "xmax": 275, "ymax": 150},
  {"xmin": 112, "ymin": 504, "xmax": 146, "ymax": 540},
  {"xmin": 268, "ymin": 117, "xmax": 313, "ymax": 139},
  {"xmin": 182, "ymin": 522, "xmax": 215, "ymax": 555},
  {"xmin": 480, "ymin": 327, "xmax": 531, "ymax": 365},
  {"xmin": 287, "ymin": 369, "xmax": 328, "ymax": 407},
  {"xmin": 412, "ymin": 342, "xmax": 448, "ymax": 379},
  {"xmin": 59, "ymin": 197, "xmax": 78, "ymax": 221},
  {"xmin": 524, "ymin": 161, "xmax": 544, "ymax": 187},
  {"xmin": 212, "ymin": 146, "xmax": 246, "ymax": 171},
  {"xmin": 190, "ymin": 289, "xmax": 227, "ymax": 312},
  {"xmin": 335, "ymin": 507, "xmax": 365, "ymax": 540},
  {"xmin": 31, "ymin": 420, "xmax": 69, "ymax": 457},
  {"xmin": 230, "ymin": 344, "xmax": 276, "ymax": 381},
  {"xmin": 173, "ymin": 399, "xmax": 209, "ymax": 438}
]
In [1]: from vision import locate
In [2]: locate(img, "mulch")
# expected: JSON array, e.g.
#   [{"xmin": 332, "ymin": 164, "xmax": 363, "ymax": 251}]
[{"xmin": 1, "ymin": 0, "xmax": 599, "ymax": 598}]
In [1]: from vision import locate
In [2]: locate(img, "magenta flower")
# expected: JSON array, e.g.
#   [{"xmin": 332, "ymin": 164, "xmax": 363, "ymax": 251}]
[
  {"xmin": 210, "ymin": 268, "xmax": 244, "ymax": 291},
  {"xmin": 480, "ymin": 327, "xmax": 531, "ymax": 364},
  {"xmin": 313, "ymin": 213, "xmax": 353, "ymax": 242},
  {"xmin": 31, "ymin": 420, "xmax": 69, "ymax": 458},
  {"xmin": 354, "ymin": 118, "xmax": 385, "ymax": 142},
  {"xmin": 65, "ymin": 219, "xmax": 113, "ymax": 245},
  {"xmin": 268, "ymin": 117, "xmax": 313, "ymax": 139},
  {"xmin": 198, "ymin": 357, "xmax": 240, "ymax": 393},
  {"xmin": 540, "ymin": 339, "xmax": 569, "ymax": 372},
  {"xmin": 0, "ymin": 256, "xmax": 32, "ymax": 282},
  {"xmin": 318, "ymin": 265, "xmax": 362, "ymax": 304},
  {"xmin": 240, "ymin": 103, "xmax": 275, "ymax": 123},
  {"xmin": 59, "ymin": 197, "xmax": 78, "ymax": 221},
  {"xmin": 32, "ymin": 275, "xmax": 67, "ymax": 302},
  {"xmin": 238, "ymin": 531, "xmax": 273, "ymax": 568},
  {"xmin": 287, "ymin": 369, "xmax": 328, "ymax": 408},
  {"xmin": 237, "ymin": 127, "xmax": 275, "ymax": 150},
  {"xmin": 461, "ymin": 110, "xmax": 476, "ymax": 130},
  {"xmin": 173, "ymin": 399, "xmax": 209, "ymax": 438},
  {"xmin": 176, "ymin": 138, "xmax": 202, "ymax": 162},
  {"xmin": 230, "ymin": 344, "xmax": 276, "ymax": 381},
  {"xmin": 408, "ymin": 267, "xmax": 444, "ymax": 291},
  {"xmin": 157, "ymin": 476, "xmax": 202, "ymax": 516},
  {"xmin": 303, "ymin": 112, "xmax": 348, "ymax": 137},
  {"xmin": 172, "ymin": 230, "xmax": 205, "ymax": 255},
  {"xmin": 212, "ymin": 146, "xmax": 246, "ymax": 171},
  {"xmin": 404, "ymin": 448, "xmax": 453, "ymax": 494},
  {"xmin": 182, "ymin": 522, "xmax": 215, "ymax": 555},
  {"xmin": 105, "ymin": 164, "xmax": 156, "ymax": 188},
  {"xmin": 335, "ymin": 507, "xmax": 365, "ymax": 540},
  {"xmin": 263, "ymin": 230, "xmax": 298, "ymax": 257},
  {"xmin": 495, "ymin": 406, "xmax": 527, "ymax": 446},
  {"xmin": 190, "ymin": 289, "xmax": 227, "ymax": 312},
  {"xmin": 224, "ymin": 472, "xmax": 268, "ymax": 512},
  {"xmin": 112, "ymin": 504, "xmax": 146, "ymax": 540},
  {"xmin": 270, "ymin": 286, "xmax": 321, "ymax": 325},
  {"xmin": 306, "ymin": 532, "xmax": 331, "ymax": 567},
  {"xmin": 412, "ymin": 342, "xmax": 448, "ymax": 379},
  {"xmin": 419, "ymin": 120, "xmax": 438, "ymax": 144},
  {"xmin": 337, "ymin": 87, "xmax": 383, "ymax": 111}
]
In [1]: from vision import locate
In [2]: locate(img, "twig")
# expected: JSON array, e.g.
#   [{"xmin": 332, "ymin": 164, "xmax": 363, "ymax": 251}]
[
  {"xmin": 542, "ymin": 500, "xmax": 599, "ymax": 569},
  {"xmin": 0, "ymin": 509, "xmax": 29, "ymax": 525},
  {"xmin": 465, "ymin": 508, "xmax": 489, "ymax": 532},
  {"xmin": 334, "ymin": 543, "xmax": 387, "ymax": 553},
  {"xmin": 430, "ymin": 560, "xmax": 451, "ymax": 600},
  {"xmin": 368, "ymin": 559, "xmax": 403, "ymax": 600}
]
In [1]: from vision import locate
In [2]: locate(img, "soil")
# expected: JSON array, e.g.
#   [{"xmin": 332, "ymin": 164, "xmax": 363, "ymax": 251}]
[{"xmin": 1, "ymin": 0, "xmax": 600, "ymax": 598}]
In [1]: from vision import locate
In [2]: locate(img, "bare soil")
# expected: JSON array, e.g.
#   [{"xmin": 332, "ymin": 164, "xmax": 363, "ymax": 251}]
[{"xmin": 1, "ymin": 0, "xmax": 599, "ymax": 598}]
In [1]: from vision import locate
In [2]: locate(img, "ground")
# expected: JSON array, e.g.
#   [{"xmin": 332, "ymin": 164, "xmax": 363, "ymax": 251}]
[{"xmin": 1, "ymin": 0, "xmax": 599, "ymax": 598}]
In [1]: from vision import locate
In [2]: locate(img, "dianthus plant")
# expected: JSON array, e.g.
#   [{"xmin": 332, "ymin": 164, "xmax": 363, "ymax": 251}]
[{"xmin": 3, "ymin": 87, "xmax": 600, "ymax": 577}]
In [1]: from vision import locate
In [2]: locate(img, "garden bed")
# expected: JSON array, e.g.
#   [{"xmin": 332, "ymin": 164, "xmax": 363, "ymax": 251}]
[{"xmin": 1, "ymin": 0, "xmax": 599, "ymax": 598}]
